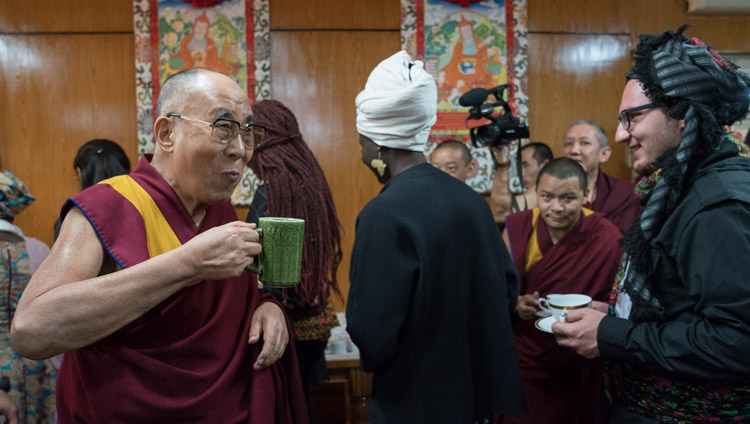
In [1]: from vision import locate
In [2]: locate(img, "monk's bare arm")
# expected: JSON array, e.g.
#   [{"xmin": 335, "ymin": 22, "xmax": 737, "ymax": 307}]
[
  {"xmin": 489, "ymin": 147, "xmax": 514, "ymax": 223},
  {"xmin": 11, "ymin": 208, "xmax": 261, "ymax": 360}
]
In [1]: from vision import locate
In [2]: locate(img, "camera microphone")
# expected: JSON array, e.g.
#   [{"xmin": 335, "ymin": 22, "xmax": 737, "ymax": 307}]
[{"xmin": 458, "ymin": 88, "xmax": 489, "ymax": 107}]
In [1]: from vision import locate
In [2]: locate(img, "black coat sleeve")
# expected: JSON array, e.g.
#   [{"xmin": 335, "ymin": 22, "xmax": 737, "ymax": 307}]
[
  {"xmin": 346, "ymin": 204, "xmax": 418, "ymax": 372},
  {"xmin": 598, "ymin": 202, "xmax": 750, "ymax": 381}
]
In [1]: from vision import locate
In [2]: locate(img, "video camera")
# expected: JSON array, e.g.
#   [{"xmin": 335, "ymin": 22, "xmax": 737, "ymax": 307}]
[{"xmin": 459, "ymin": 84, "xmax": 529, "ymax": 148}]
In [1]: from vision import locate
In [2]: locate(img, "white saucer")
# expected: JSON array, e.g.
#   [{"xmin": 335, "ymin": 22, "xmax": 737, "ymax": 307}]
[
  {"xmin": 535, "ymin": 316, "xmax": 557, "ymax": 333},
  {"xmin": 535, "ymin": 309, "xmax": 551, "ymax": 318}
]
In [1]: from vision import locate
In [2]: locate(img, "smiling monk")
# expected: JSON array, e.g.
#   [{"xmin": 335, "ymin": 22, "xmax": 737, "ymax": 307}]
[{"xmin": 499, "ymin": 157, "xmax": 623, "ymax": 424}]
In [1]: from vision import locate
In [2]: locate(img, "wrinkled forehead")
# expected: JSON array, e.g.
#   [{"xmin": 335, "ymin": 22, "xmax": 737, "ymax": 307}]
[
  {"xmin": 182, "ymin": 73, "xmax": 254, "ymax": 121},
  {"xmin": 564, "ymin": 124, "xmax": 596, "ymax": 141}
]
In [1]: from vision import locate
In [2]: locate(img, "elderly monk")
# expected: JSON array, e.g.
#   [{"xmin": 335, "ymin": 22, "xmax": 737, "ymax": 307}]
[
  {"xmin": 553, "ymin": 25, "xmax": 750, "ymax": 422},
  {"xmin": 11, "ymin": 68, "xmax": 308, "ymax": 423},
  {"xmin": 347, "ymin": 51, "xmax": 526, "ymax": 423},
  {"xmin": 562, "ymin": 120, "xmax": 641, "ymax": 234},
  {"xmin": 499, "ymin": 158, "xmax": 622, "ymax": 424}
]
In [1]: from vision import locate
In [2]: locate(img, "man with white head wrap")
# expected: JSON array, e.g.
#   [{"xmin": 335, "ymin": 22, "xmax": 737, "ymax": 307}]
[
  {"xmin": 553, "ymin": 25, "xmax": 750, "ymax": 422},
  {"xmin": 346, "ymin": 51, "xmax": 526, "ymax": 423}
]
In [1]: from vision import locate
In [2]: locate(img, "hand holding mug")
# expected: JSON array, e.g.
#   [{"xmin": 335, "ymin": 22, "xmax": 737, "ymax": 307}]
[
  {"xmin": 516, "ymin": 291, "xmax": 540, "ymax": 320},
  {"xmin": 538, "ymin": 294, "xmax": 592, "ymax": 322},
  {"xmin": 182, "ymin": 221, "xmax": 261, "ymax": 280},
  {"xmin": 552, "ymin": 307, "xmax": 605, "ymax": 359}
]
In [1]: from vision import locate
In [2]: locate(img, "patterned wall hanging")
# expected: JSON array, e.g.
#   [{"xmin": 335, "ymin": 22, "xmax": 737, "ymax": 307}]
[
  {"xmin": 133, "ymin": 0, "xmax": 270, "ymax": 205},
  {"xmin": 401, "ymin": 0, "xmax": 528, "ymax": 193}
]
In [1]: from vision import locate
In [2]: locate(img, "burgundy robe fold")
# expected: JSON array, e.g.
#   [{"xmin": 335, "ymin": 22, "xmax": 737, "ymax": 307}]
[
  {"xmin": 56, "ymin": 156, "xmax": 308, "ymax": 423},
  {"xmin": 585, "ymin": 169, "xmax": 641, "ymax": 234},
  {"xmin": 503, "ymin": 209, "xmax": 623, "ymax": 424}
]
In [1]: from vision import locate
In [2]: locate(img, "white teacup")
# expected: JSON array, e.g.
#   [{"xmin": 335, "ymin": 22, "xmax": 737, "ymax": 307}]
[
  {"xmin": 538, "ymin": 294, "xmax": 592, "ymax": 322},
  {"xmin": 327, "ymin": 339, "xmax": 352, "ymax": 356}
]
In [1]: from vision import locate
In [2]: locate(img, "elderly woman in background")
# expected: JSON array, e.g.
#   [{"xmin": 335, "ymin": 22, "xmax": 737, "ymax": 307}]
[{"xmin": 0, "ymin": 170, "xmax": 56, "ymax": 423}]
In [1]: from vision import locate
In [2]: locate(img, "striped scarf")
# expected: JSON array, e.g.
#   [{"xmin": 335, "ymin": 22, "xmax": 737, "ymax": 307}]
[{"xmin": 619, "ymin": 25, "xmax": 750, "ymax": 314}]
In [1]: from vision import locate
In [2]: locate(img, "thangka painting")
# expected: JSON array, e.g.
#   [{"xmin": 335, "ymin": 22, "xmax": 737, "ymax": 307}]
[
  {"xmin": 401, "ymin": 0, "xmax": 528, "ymax": 193},
  {"xmin": 133, "ymin": 0, "xmax": 270, "ymax": 204}
]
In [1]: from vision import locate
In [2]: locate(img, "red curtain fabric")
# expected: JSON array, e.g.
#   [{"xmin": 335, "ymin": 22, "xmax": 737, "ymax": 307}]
[
  {"xmin": 184, "ymin": 0, "xmax": 222, "ymax": 7},
  {"xmin": 442, "ymin": 0, "xmax": 485, "ymax": 8}
]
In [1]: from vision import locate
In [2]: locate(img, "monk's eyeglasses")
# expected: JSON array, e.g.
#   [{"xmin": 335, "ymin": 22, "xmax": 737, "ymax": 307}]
[
  {"xmin": 167, "ymin": 113, "xmax": 266, "ymax": 149},
  {"xmin": 618, "ymin": 103, "xmax": 656, "ymax": 131}
]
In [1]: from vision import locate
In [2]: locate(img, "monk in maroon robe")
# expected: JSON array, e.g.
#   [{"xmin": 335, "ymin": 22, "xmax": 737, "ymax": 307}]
[
  {"xmin": 12, "ymin": 69, "xmax": 308, "ymax": 422},
  {"xmin": 584, "ymin": 168, "xmax": 640, "ymax": 234},
  {"xmin": 499, "ymin": 158, "xmax": 622, "ymax": 424},
  {"xmin": 562, "ymin": 120, "xmax": 641, "ymax": 234}
]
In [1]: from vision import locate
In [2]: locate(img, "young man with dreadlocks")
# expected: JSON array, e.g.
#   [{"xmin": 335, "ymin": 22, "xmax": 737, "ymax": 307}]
[
  {"xmin": 244, "ymin": 100, "xmax": 343, "ymax": 408},
  {"xmin": 552, "ymin": 25, "xmax": 750, "ymax": 422}
]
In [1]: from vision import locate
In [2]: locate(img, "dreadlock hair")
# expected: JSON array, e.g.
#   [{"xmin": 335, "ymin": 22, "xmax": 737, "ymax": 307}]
[{"xmin": 252, "ymin": 100, "xmax": 343, "ymax": 307}]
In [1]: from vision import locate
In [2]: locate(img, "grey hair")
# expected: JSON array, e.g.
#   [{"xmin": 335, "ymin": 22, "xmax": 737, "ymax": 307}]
[{"xmin": 566, "ymin": 120, "xmax": 608, "ymax": 148}]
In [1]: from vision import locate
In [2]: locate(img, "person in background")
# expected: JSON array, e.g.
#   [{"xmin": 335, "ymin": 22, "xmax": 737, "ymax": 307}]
[
  {"xmin": 499, "ymin": 158, "xmax": 622, "ymax": 424},
  {"xmin": 244, "ymin": 99, "xmax": 343, "ymax": 410},
  {"xmin": 428, "ymin": 139, "xmax": 476, "ymax": 182},
  {"xmin": 0, "ymin": 170, "xmax": 56, "ymax": 423},
  {"xmin": 489, "ymin": 142, "xmax": 552, "ymax": 225},
  {"xmin": 561, "ymin": 120, "xmax": 641, "ymax": 234},
  {"xmin": 11, "ymin": 68, "xmax": 308, "ymax": 422},
  {"xmin": 554, "ymin": 25, "xmax": 750, "ymax": 422},
  {"xmin": 347, "ymin": 50, "xmax": 525, "ymax": 423},
  {"xmin": 54, "ymin": 139, "xmax": 130, "ymax": 239}
]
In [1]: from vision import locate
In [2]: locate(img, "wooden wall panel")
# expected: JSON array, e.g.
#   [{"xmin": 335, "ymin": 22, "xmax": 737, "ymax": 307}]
[
  {"xmin": 0, "ymin": 34, "xmax": 138, "ymax": 246},
  {"xmin": 527, "ymin": 33, "xmax": 634, "ymax": 180},
  {"xmin": 0, "ymin": 0, "xmax": 133, "ymax": 33},
  {"xmin": 271, "ymin": 0, "xmax": 400, "ymax": 30},
  {"xmin": 269, "ymin": 30, "xmax": 401, "ymax": 309},
  {"xmin": 529, "ymin": 0, "xmax": 750, "ymax": 45}
]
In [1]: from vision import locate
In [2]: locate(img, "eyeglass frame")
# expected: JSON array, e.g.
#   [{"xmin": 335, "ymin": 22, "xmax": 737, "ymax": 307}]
[
  {"xmin": 166, "ymin": 112, "xmax": 266, "ymax": 149},
  {"xmin": 618, "ymin": 103, "xmax": 657, "ymax": 131}
]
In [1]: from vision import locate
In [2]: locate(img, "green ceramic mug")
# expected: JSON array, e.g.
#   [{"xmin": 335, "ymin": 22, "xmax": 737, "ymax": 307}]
[{"xmin": 245, "ymin": 217, "xmax": 305, "ymax": 287}]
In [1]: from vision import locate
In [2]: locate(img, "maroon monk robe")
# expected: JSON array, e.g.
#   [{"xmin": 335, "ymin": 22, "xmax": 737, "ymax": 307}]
[
  {"xmin": 501, "ymin": 209, "xmax": 622, "ymax": 424},
  {"xmin": 56, "ymin": 156, "xmax": 308, "ymax": 423},
  {"xmin": 585, "ymin": 169, "xmax": 641, "ymax": 234}
]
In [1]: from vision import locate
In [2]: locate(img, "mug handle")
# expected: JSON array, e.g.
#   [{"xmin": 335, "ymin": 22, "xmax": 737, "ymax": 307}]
[
  {"xmin": 245, "ymin": 227, "xmax": 263, "ymax": 273},
  {"xmin": 245, "ymin": 264, "xmax": 263, "ymax": 273}
]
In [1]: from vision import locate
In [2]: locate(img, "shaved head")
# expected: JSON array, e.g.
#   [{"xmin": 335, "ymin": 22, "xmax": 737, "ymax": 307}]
[{"xmin": 156, "ymin": 68, "xmax": 216, "ymax": 117}]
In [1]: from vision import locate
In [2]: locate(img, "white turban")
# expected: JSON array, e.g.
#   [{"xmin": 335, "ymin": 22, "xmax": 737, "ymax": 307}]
[{"xmin": 355, "ymin": 51, "xmax": 437, "ymax": 152}]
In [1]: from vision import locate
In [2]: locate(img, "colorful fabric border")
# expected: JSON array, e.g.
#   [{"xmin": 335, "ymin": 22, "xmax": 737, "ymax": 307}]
[
  {"xmin": 401, "ymin": 0, "xmax": 528, "ymax": 193},
  {"xmin": 133, "ymin": 0, "xmax": 269, "ymax": 205}
]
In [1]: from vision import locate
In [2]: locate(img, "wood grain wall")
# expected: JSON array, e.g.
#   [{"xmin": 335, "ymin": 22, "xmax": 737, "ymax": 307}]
[{"xmin": 1, "ymin": 0, "xmax": 748, "ymax": 311}]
